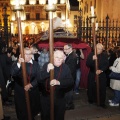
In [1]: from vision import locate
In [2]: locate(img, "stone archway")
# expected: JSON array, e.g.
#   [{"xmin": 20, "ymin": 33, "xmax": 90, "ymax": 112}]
[{"xmin": 25, "ymin": 26, "xmax": 29, "ymax": 34}]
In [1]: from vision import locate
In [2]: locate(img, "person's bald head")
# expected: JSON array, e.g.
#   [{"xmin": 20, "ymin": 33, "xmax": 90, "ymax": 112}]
[
  {"xmin": 54, "ymin": 50, "xmax": 65, "ymax": 67},
  {"xmin": 24, "ymin": 47, "xmax": 32, "ymax": 62},
  {"xmin": 96, "ymin": 43, "xmax": 104, "ymax": 54}
]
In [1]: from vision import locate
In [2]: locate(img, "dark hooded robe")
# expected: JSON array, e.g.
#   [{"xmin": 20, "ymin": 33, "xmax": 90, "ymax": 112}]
[
  {"xmin": 11, "ymin": 60, "xmax": 41, "ymax": 120},
  {"xmin": 86, "ymin": 52, "xmax": 109, "ymax": 106}
]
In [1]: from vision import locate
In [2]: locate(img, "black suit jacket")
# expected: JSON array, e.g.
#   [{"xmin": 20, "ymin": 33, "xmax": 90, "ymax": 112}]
[{"xmin": 65, "ymin": 51, "xmax": 77, "ymax": 80}]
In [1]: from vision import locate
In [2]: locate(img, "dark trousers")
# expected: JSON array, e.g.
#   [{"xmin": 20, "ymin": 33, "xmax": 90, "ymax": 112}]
[
  {"xmin": 87, "ymin": 75, "xmax": 106, "ymax": 105},
  {"xmin": 65, "ymin": 90, "xmax": 74, "ymax": 107},
  {"xmin": 14, "ymin": 84, "xmax": 40, "ymax": 120},
  {"xmin": 0, "ymin": 67, "xmax": 8, "ymax": 101},
  {"xmin": 14, "ymin": 90, "xmax": 28, "ymax": 120},
  {"xmin": 40, "ymin": 95, "xmax": 66, "ymax": 120}
]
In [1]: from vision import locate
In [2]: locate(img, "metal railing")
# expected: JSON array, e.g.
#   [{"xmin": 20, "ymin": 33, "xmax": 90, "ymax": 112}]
[{"xmin": 77, "ymin": 14, "xmax": 120, "ymax": 49}]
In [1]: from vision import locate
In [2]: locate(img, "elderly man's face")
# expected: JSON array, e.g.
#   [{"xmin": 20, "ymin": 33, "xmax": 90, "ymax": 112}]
[
  {"xmin": 54, "ymin": 52, "xmax": 64, "ymax": 67},
  {"xmin": 24, "ymin": 49, "xmax": 32, "ymax": 62},
  {"xmin": 96, "ymin": 46, "xmax": 103, "ymax": 54},
  {"xmin": 30, "ymin": 47, "xmax": 38, "ymax": 54}
]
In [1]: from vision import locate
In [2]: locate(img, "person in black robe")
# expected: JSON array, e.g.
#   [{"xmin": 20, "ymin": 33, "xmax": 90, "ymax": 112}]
[
  {"xmin": 0, "ymin": 42, "xmax": 12, "ymax": 105},
  {"xmin": 36, "ymin": 50, "xmax": 74, "ymax": 120},
  {"xmin": 0, "ymin": 62, "xmax": 8, "ymax": 104},
  {"xmin": 86, "ymin": 43, "xmax": 109, "ymax": 108},
  {"xmin": 10, "ymin": 48, "xmax": 41, "ymax": 120}
]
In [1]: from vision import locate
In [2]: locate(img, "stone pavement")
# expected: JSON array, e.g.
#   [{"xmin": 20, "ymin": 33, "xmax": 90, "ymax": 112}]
[{"xmin": 3, "ymin": 88, "xmax": 120, "ymax": 120}]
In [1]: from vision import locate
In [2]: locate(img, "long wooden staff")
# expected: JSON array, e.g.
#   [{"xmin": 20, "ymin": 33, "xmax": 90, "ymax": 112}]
[
  {"xmin": 91, "ymin": 6, "xmax": 100, "ymax": 105},
  {"xmin": 45, "ymin": 3, "xmax": 56, "ymax": 120},
  {"xmin": 49, "ymin": 11, "xmax": 54, "ymax": 120},
  {"xmin": 13, "ymin": 6, "xmax": 32, "ymax": 120},
  {"xmin": 92, "ymin": 20, "xmax": 100, "ymax": 105},
  {"xmin": 0, "ymin": 88, "xmax": 4, "ymax": 119}
]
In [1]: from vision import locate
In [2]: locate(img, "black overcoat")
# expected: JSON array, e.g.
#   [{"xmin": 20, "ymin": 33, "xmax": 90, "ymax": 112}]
[
  {"xmin": 37, "ymin": 63, "xmax": 74, "ymax": 120},
  {"xmin": 86, "ymin": 52, "xmax": 109, "ymax": 105},
  {"xmin": 11, "ymin": 60, "xmax": 41, "ymax": 120},
  {"xmin": 65, "ymin": 51, "xmax": 77, "ymax": 81}
]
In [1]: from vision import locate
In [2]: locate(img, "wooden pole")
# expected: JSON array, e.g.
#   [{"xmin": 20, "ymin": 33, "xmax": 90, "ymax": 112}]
[
  {"xmin": 0, "ymin": 88, "xmax": 4, "ymax": 120},
  {"xmin": 49, "ymin": 11, "xmax": 54, "ymax": 120},
  {"xmin": 92, "ymin": 20, "xmax": 100, "ymax": 105},
  {"xmin": 44, "ymin": 4, "xmax": 56, "ymax": 120},
  {"xmin": 16, "ymin": 10, "xmax": 32, "ymax": 120},
  {"xmin": 105, "ymin": 15, "xmax": 109, "ymax": 49}
]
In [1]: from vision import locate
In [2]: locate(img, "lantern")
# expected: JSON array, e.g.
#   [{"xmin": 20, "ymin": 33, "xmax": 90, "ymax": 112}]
[
  {"xmin": 60, "ymin": 0, "xmax": 65, "ymax": 4},
  {"xmin": 10, "ymin": 0, "xmax": 26, "ymax": 5},
  {"xmin": 53, "ymin": 0, "xmax": 58, "ymax": 4},
  {"xmin": 29, "ymin": 0, "xmax": 36, "ymax": 5},
  {"xmin": 39, "ymin": 0, "xmax": 46, "ymax": 4}
]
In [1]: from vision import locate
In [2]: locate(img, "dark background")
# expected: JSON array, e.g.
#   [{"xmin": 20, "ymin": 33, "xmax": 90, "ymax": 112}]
[{"xmin": 69, "ymin": 0, "xmax": 79, "ymax": 6}]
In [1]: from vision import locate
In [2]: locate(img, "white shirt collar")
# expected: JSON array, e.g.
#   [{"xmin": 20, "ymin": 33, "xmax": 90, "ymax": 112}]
[
  {"xmin": 32, "ymin": 55, "xmax": 34, "ymax": 60},
  {"xmin": 68, "ymin": 50, "xmax": 73, "ymax": 56},
  {"xmin": 28, "ymin": 59, "xmax": 33, "ymax": 64}
]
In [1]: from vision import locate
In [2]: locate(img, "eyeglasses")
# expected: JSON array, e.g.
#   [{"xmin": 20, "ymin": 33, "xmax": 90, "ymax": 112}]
[
  {"xmin": 55, "ymin": 56, "xmax": 63, "ymax": 60},
  {"xmin": 24, "ymin": 53, "xmax": 32, "ymax": 55},
  {"xmin": 97, "ymin": 48, "xmax": 103, "ymax": 51},
  {"xmin": 64, "ymin": 48, "xmax": 70, "ymax": 50}
]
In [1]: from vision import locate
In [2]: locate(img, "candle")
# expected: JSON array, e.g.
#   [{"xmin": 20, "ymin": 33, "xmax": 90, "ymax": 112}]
[
  {"xmin": 91, "ymin": 6, "xmax": 94, "ymax": 17},
  {"xmin": 91, "ymin": 6, "xmax": 94, "ymax": 23},
  {"xmin": 95, "ymin": 23, "xmax": 98, "ymax": 31},
  {"xmin": 15, "ymin": 0, "xmax": 20, "ymax": 6},
  {"xmin": 48, "ymin": 0, "xmax": 53, "ymax": 5}
]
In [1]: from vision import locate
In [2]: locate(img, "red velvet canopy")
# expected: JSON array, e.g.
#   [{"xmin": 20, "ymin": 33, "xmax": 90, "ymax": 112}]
[{"xmin": 36, "ymin": 38, "xmax": 91, "ymax": 89}]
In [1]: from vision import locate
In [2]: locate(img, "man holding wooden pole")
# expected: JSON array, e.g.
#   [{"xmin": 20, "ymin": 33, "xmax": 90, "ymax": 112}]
[
  {"xmin": 37, "ymin": 50, "xmax": 74, "ymax": 120},
  {"xmin": 86, "ymin": 6, "xmax": 108, "ymax": 108},
  {"xmin": 86, "ymin": 43, "xmax": 109, "ymax": 108},
  {"xmin": 11, "ymin": 3, "xmax": 33, "ymax": 120}
]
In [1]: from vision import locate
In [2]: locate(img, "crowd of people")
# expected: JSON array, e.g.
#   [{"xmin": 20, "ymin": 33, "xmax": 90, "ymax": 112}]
[{"xmin": 0, "ymin": 38, "xmax": 120, "ymax": 120}]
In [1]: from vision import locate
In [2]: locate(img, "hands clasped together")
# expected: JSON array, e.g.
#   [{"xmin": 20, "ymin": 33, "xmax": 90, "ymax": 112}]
[
  {"xmin": 47, "ymin": 63, "xmax": 60, "ymax": 86},
  {"xmin": 24, "ymin": 63, "xmax": 60, "ymax": 91}
]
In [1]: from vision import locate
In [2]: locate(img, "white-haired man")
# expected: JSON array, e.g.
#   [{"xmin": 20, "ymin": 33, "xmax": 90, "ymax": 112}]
[
  {"xmin": 37, "ymin": 50, "xmax": 74, "ymax": 120},
  {"xmin": 86, "ymin": 43, "xmax": 109, "ymax": 108},
  {"xmin": 11, "ymin": 48, "xmax": 41, "ymax": 120}
]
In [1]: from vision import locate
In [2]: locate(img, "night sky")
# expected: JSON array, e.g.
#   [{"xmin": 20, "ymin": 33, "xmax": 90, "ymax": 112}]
[{"xmin": 69, "ymin": 0, "xmax": 79, "ymax": 6}]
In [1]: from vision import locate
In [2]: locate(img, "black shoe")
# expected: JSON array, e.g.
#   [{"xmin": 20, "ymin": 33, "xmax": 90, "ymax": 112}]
[
  {"xmin": 100, "ymin": 104, "xmax": 107, "ymax": 109},
  {"xmin": 2, "ymin": 115, "xmax": 11, "ymax": 120},
  {"xmin": 88, "ymin": 100, "xmax": 93, "ymax": 104},
  {"xmin": 66, "ymin": 104, "xmax": 74, "ymax": 110},
  {"xmin": 3, "ymin": 101, "xmax": 12, "ymax": 106}
]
